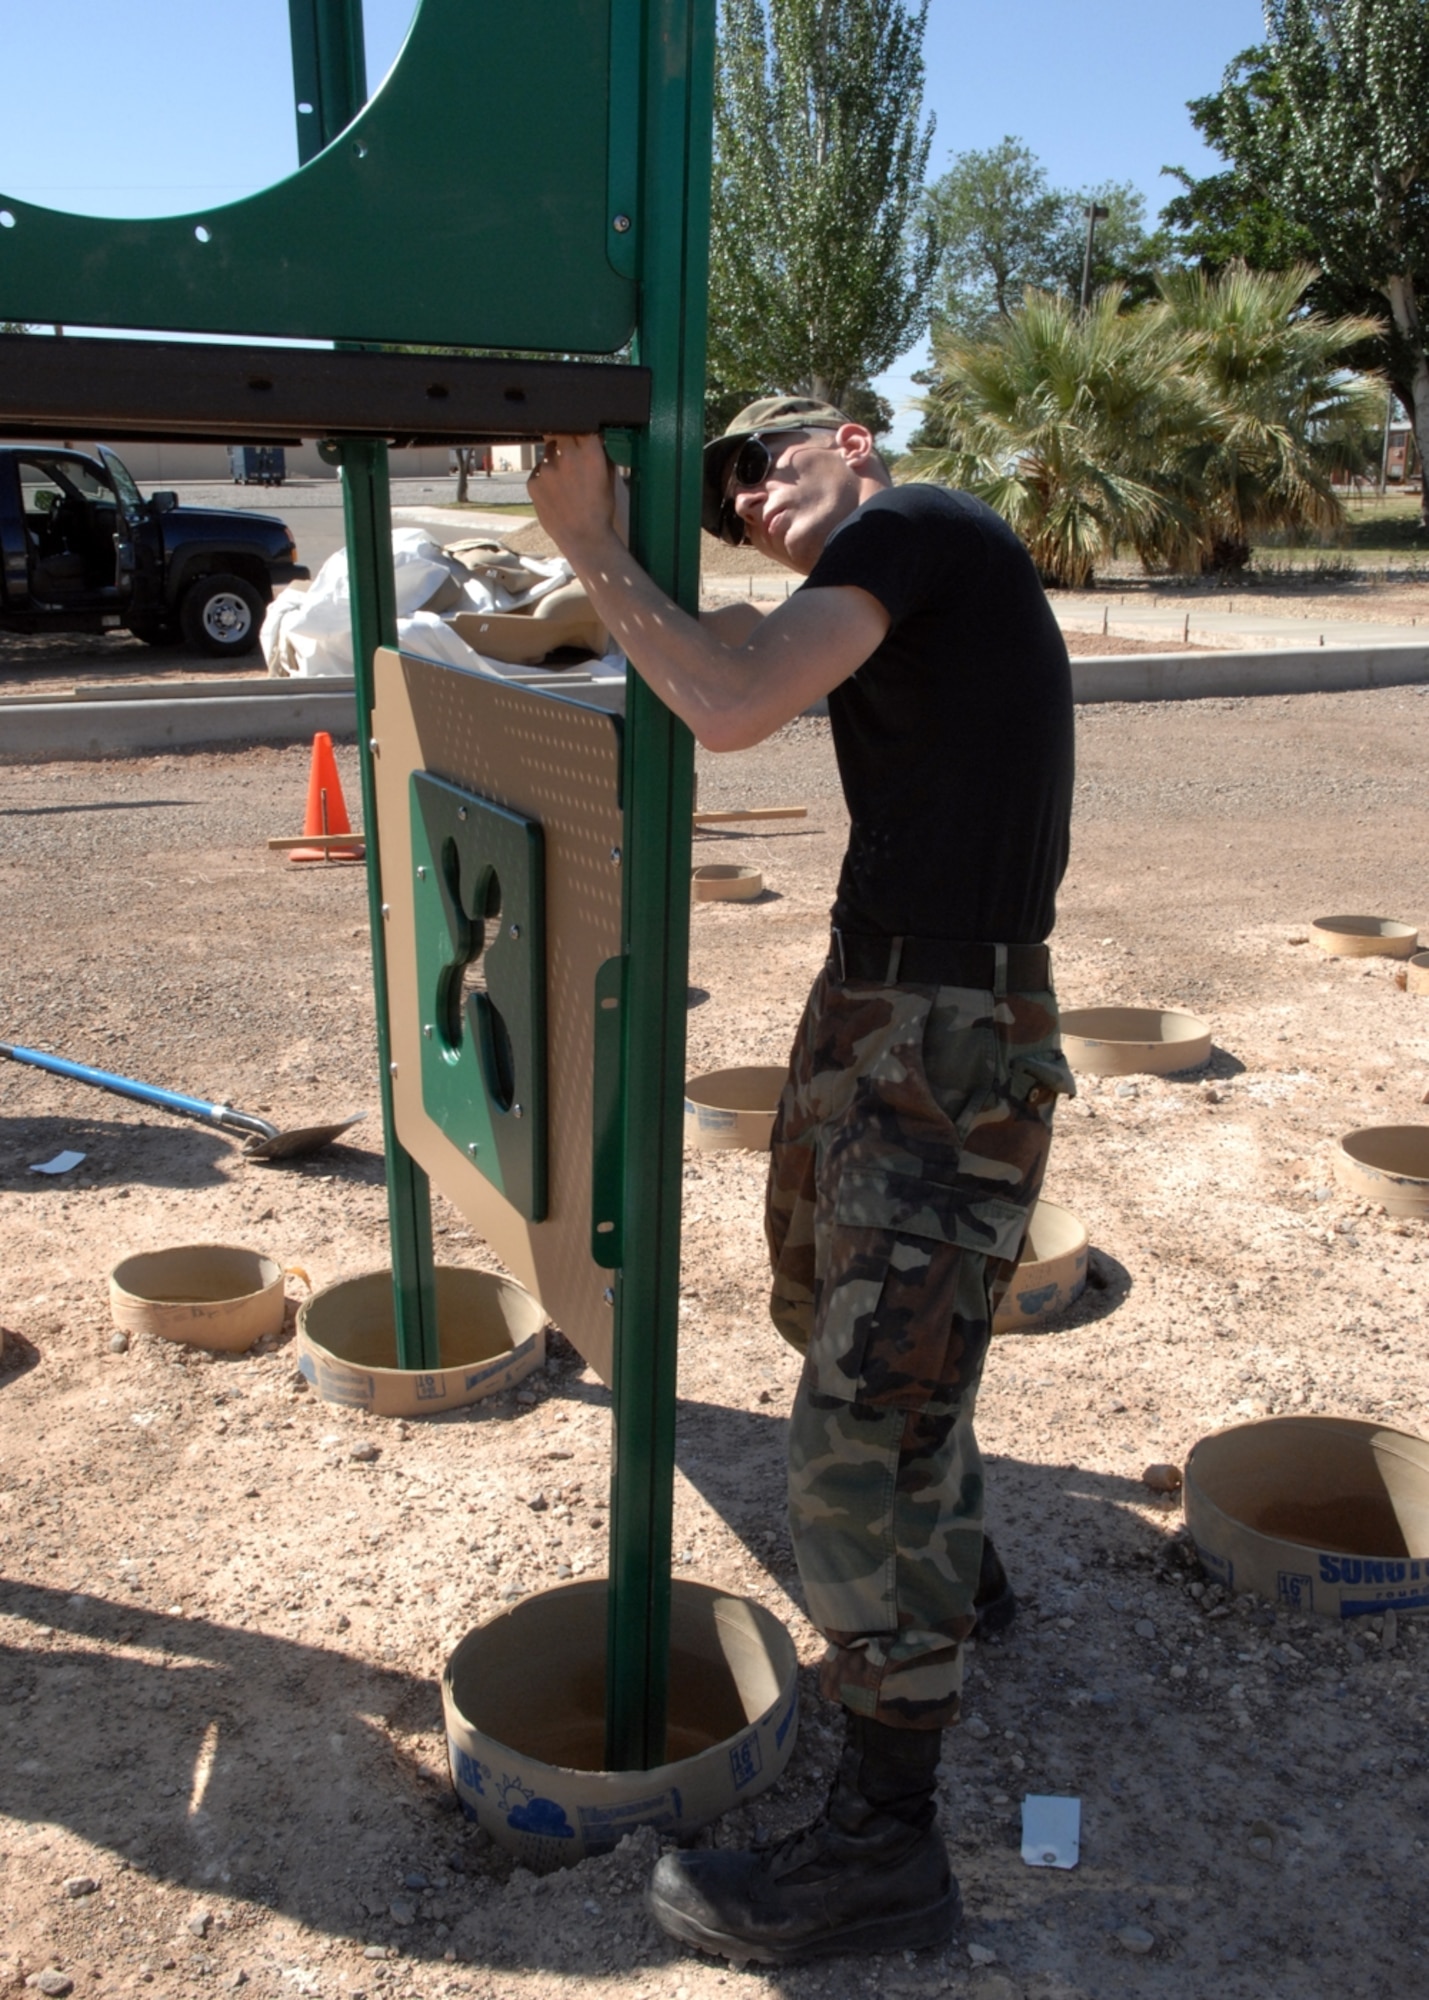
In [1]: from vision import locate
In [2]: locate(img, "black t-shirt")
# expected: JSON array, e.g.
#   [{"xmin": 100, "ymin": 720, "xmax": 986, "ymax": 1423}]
[{"xmin": 800, "ymin": 483, "xmax": 1073, "ymax": 944}]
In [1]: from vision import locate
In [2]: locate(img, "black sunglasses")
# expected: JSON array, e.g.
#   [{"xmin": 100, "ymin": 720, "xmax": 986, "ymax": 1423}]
[{"xmin": 728, "ymin": 432, "xmax": 784, "ymax": 490}]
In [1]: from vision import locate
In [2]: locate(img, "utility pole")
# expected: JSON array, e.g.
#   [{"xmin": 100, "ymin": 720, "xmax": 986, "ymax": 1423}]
[{"xmin": 1080, "ymin": 203, "xmax": 1109, "ymax": 312}]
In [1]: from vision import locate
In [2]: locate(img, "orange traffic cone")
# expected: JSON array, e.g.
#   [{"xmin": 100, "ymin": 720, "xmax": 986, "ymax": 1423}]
[{"xmin": 288, "ymin": 732, "xmax": 364, "ymax": 864}]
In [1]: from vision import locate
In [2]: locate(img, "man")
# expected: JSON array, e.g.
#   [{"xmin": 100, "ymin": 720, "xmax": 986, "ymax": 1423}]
[{"xmin": 529, "ymin": 398, "xmax": 1074, "ymax": 1965}]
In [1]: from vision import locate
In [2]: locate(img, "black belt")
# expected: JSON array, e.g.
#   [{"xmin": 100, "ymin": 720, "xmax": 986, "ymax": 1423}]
[{"xmin": 831, "ymin": 930, "xmax": 1051, "ymax": 990}]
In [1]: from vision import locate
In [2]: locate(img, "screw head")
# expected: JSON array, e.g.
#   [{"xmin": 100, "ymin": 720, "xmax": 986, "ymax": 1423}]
[
  {"xmin": 512, "ymin": 1103, "xmax": 523, "ymax": 1120},
  {"xmin": 422, "ymin": 1024, "xmax": 433, "ymax": 1039},
  {"xmin": 508, "ymin": 923, "xmax": 520, "ymax": 940},
  {"xmin": 369, "ymin": 737, "xmax": 379, "ymax": 753},
  {"xmin": 467, "ymin": 1141, "xmax": 480, "ymax": 1156},
  {"xmin": 612, "ymin": 213, "xmax": 631, "ymax": 234},
  {"xmin": 389, "ymin": 1061, "xmax": 399, "ymax": 1077},
  {"xmin": 603, "ymin": 1287, "xmax": 615, "ymax": 1305},
  {"xmin": 458, "ymin": 806, "xmax": 468, "ymax": 821},
  {"xmin": 380, "ymin": 902, "xmax": 390, "ymax": 917},
  {"xmin": 610, "ymin": 846, "xmax": 622, "ymax": 864},
  {"xmin": 416, "ymin": 865, "xmax": 427, "ymax": 880}
]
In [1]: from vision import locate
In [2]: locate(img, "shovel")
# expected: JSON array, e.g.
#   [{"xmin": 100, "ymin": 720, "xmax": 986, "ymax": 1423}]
[{"xmin": 0, "ymin": 1040, "xmax": 364, "ymax": 1162}]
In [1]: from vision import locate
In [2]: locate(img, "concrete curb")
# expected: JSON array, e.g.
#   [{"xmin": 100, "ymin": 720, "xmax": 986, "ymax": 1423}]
[
  {"xmin": 3, "ymin": 642, "xmax": 1427, "ymax": 762},
  {"xmin": 0, "ymin": 686, "xmax": 359, "ymax": 762},
  {"xmin": 1070, "ymin": 641, "xmax": 1429, "ymax": 704}
]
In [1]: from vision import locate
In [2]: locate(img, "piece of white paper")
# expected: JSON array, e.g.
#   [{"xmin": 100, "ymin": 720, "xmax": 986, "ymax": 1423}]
[
  {"xmin": 1021, "ymin": 1793, "xmax": 1080, "ymax": 1869},
  {"xmin": 29, "ymin": 1150, "xmax": 86, "ymax": 1175}
]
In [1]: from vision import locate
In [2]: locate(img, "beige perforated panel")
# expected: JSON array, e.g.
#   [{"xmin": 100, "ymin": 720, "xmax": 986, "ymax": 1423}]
[{"xmin": 372, "ymin": 646, "xmax": 623, "ymax": 1383}]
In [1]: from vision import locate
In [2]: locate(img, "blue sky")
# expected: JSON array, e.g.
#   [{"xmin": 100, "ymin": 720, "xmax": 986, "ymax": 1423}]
[{"xmin": 0, "ymin": 1, "xmax": 1268, "ymax": 441}]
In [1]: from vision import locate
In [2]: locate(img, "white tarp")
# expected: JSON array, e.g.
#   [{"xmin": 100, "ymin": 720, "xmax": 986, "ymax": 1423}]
[{"xmin": 261, "ymin": 531, "xmax": 618, "ymax": 685}]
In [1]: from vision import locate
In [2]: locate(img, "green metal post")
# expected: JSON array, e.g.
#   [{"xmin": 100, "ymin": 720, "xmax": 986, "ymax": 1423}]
[
  {"xmin": 294, "ymin": 0, "xmax": 439, "ymax": 1370},
  {"xmin": 338, "ymin": 440, "xmax": 440, "ymax": 1369},
  {"xmin": 605, "ymin": 0, "xmax": 715, "ymax": 1770}
]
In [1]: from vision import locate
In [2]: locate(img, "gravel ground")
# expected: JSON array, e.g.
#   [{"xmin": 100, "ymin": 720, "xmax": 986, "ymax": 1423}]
[{"xmin": 2, "ymin": 686, "xmax": 1428, "ymax": 2000}]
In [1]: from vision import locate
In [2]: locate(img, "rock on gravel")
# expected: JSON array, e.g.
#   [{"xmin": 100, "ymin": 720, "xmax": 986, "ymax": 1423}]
[{"xmin": 1115, "ymin": 1925, "xmax": 1156, "ymax": 1954}]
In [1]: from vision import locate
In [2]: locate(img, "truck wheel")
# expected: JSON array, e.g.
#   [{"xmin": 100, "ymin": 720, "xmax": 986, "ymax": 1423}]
[{"xmin": 180, "ymin": 573, "xmax": 265, "ymax": 655}]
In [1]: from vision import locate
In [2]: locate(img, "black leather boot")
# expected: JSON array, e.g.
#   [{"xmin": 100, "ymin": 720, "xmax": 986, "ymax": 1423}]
[
  {"xmin": 648, "ymin": 1713, "xmax": 959, "ymax": 1965},
  {"xmin": 972, "ymin": 1535, "xmax": 1018, "ymax": 1639}
]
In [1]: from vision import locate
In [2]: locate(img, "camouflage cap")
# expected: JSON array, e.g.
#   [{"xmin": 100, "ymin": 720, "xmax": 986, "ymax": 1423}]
[{"xmin": 702, "ymin": 395, "xmax": 848, "ymax": 543}]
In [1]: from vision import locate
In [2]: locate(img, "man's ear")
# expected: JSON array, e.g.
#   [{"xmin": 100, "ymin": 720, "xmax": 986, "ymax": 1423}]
[{"xmin": 834, "ymin": 423, "xmax": 879, "ymax": 473}]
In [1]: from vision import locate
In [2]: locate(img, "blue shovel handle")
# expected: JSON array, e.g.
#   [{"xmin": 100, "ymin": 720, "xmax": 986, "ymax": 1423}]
[{"xmin": 0, "ymin": 1040, "xmax": 279, "ymax": 1145}]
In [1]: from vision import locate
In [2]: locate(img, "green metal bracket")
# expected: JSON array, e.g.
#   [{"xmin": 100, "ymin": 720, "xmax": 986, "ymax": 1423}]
[{"xmin": 410, "ymin": 773, "xmax": 548, "ymax": 1223}]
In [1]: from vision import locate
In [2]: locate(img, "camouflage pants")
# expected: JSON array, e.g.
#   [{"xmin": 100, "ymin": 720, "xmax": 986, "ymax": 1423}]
[{"xmin": 765, "ymin": 962, "xmax": 1072, "ymax": 1729}]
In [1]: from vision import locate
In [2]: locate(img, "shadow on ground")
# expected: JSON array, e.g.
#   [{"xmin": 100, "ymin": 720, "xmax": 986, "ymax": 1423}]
[{"xmin": 2, "ymin": 1434, "xmax": 1180, "ymax": 1981}]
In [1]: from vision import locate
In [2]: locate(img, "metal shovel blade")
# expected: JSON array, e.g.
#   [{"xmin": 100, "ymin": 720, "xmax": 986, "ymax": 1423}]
[{"xmin": 243, "ymin": 1113, "xmax": 367, "ymax": 1161}]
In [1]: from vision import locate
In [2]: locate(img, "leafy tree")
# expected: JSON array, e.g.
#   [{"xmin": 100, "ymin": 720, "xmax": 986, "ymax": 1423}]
[
  {"xmin": 1161, "ymin": 48, "xmax": 1324, "ymax": 273},
  {"xmin": 1174, "ymin": 1, "xmax": 1429, "ymax": 524},
  {"xmin": 922, "ymin": 138, "xmax": 1066, "ymax": 334},
  {"xmin": 923, "ymin": 137, "xmax": 1161, "ymax": 339},
  {"xmin": 709, "ymin": 0, "xmax": 937, "ymax": 409}
]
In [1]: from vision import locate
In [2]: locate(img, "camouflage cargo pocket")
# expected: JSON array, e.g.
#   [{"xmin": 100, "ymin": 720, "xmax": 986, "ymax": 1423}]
[{"xmin": 810, "ymin": 1165, "xmax": 1033, "ymax": 1410}]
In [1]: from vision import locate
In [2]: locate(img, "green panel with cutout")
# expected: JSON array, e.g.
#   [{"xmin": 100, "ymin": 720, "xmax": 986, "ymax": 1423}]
[
  {"xmin": 410, "ymin": 772, "xmax": 547, "ymax": 1222},
  {"xmin": 0, "ymin": 0, "xmax": 637, "ymax": 354}
]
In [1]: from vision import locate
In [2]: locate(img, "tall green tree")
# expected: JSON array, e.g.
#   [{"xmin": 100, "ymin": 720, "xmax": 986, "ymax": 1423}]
[
  {"xmin": 922, "ymin": 138, "xmax": 1066, "ymax": 334},
  {"xmin": 1178, "ymin": 0, "xmax": 1429, "ymax": 523},
  {"xmin": 708, "ymin": 0, "xmax": 937, "ymax": 414},
  {"xmin": 923, "ymin": 137, "xmax": 1160, "ymax": 339}
]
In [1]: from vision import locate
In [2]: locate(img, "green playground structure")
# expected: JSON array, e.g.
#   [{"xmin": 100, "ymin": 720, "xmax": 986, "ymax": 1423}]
[{"xmin": 0, "ymin": 0, "xmax": 715, "ymax": 1774}]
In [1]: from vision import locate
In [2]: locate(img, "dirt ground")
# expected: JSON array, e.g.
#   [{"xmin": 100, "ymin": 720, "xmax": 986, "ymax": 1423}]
[{"xmin": 2, "ymin": 677, "xmax": 1429, "ymax": 2000}]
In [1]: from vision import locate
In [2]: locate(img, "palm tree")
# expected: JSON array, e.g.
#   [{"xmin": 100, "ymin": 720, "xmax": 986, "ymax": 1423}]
[
  {"xmin": 1147, "ymin": 262, "xmax": 1383, "ymax": 573},
  {"xmin": 904, "ymin": 286, "xmax": 1202, "ymax": 587},
  {"xmin": 905, "ymin": 264, "xmax": 1383, "ymax": 584}
]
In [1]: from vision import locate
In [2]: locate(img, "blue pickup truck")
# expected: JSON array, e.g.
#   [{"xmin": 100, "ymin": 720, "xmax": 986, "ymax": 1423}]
[{"xmin": 0, "ymin": 442, "xmax": 307, "ymax": 655}]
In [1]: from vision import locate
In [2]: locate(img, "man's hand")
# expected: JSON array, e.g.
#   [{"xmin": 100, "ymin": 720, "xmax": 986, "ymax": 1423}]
[
  {"xmin": 527, "ymin": 433, "xmax": 617, "ymax": 556},
  {"xmin": 523, "ymin": 430, "xmax": 889, "ymax": 752}
]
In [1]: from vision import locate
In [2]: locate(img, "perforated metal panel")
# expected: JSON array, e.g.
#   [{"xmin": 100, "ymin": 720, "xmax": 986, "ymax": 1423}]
[{"xmin": 374, "ymin": 645, "xmax": 624, "ymax": 1382}]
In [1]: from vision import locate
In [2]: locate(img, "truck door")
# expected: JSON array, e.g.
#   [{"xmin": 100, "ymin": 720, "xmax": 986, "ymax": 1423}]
[
  {"xmin": 0, "ymin": 457, "xmax": 29, "ymax": 610},
  {"xmin": 98, "ymin": 445, "xmax": 147, "ymax": 610}
]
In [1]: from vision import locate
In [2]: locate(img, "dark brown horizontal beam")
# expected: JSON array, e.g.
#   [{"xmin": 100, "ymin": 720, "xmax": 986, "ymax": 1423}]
[{"xmin": 0, "ymin": 334, "xmax": 650, "ymax": 445}]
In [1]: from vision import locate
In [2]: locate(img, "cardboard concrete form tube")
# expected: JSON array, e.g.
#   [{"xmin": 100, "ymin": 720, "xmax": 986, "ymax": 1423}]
[
  {"xmin": 993, "ymin": 1200, "xmax": 1089, "ymax": 1334},
  {"xmin": 296, "ymin": 1266, "xmax": 545, "ymax": 1417},
  {"xmin": 692, "ymin": 863, "xmax": 763, "ymax": 901},
  {"xmin": 1184, "ymin": 1416, "xmax": 1429, "ymax": 1620},
  {"xmin": 109, "ymin": 1245, "xmax": 289, "ymax": 1353},
  {"xmin": 1310, "ymin": 914, "xmax": 1421, "ymax": 958},
  {"xmin": 1334, "ymin": 1125, "xmax": 1429, "ymax": 1219},
  {"xmin": 443, "ymin": 1577, "xmax": 798, "ymax": 1869},
  {"xmin": 684, "ymin": 1065, "xmax": 787, "ymax": 1151},
  {"xmin": 1059, "ymin": 1005, "xmax": 1213, "ymax": 1077}
]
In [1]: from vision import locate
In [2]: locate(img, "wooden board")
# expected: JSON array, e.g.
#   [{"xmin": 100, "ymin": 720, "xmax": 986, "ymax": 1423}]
[{"xmin": 372, "ymin": 646, "xmax": 624, "ymax": 1383}]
